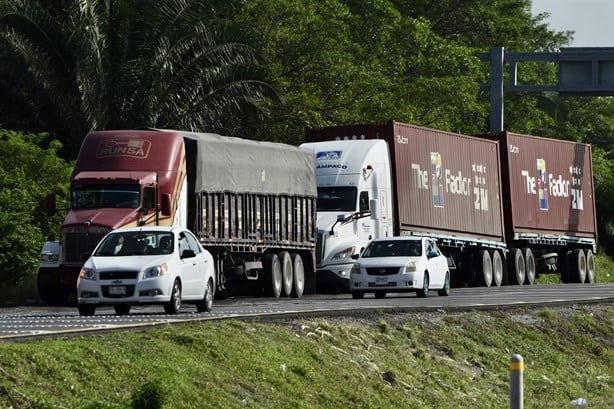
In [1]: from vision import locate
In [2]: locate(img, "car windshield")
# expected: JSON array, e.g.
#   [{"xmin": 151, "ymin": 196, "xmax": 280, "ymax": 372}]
[
  {"xmin": 72, "ymin": 184, "xmax": 140, "ymax": 209},
  {"xmin": 93, "ymin": 232, "xmax": 174, "ymax": 256},
  {"xmin": 362, "ymin": 240, "xmax": 422, "ymax": 258},
  {"xmin": 317, "ymin": 187, "xmax": 357, "ymax": 212}
]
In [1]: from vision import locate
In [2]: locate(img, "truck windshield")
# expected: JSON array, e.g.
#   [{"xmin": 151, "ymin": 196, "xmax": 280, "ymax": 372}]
[
  {"xmin": 317, "ymin": 187, "xmax": 357, "ymax": 212},
  {"xmin": 72, "ymin": 184, "xmax": 140, "ymax": 209}
]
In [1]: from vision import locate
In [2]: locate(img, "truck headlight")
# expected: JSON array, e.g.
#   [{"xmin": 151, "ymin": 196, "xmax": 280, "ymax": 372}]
[
  {"xmin": 143, "ymin": 263, "xmax": 168, "ymax": 279},
  {"xmin": 331, "ymin": 246, "xmax": 356, "ymax": 261},
  {"xmin": 79, "ymin": 268, "xmax": 97, "ymax": 280},
  {"xmin": 41, "ymin": 253, "xmax": 59, "ymax": 262},
  {"xmin": 350, "ymin": 263, "xmax": 361, "ymax": 275}
]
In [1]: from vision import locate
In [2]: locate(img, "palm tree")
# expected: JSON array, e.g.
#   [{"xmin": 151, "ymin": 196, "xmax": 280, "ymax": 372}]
[{"xmin": 0, "ymin": 0, "xmax": 277, "ymax": 158}]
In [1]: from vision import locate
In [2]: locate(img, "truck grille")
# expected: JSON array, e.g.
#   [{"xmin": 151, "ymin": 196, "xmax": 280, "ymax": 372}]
[{"xmin": 62, "ymin": 226, "xmax": 110, "ymax": 265}]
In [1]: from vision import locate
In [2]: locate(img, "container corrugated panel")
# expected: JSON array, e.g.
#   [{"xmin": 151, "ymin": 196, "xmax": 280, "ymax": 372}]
[
  {"xmin": 306, "ymin": 121, "xmax": 505, "ymax": 242},
  {"xmin": 480, "ymin": 132, "xmax": 597, "ymax": 239}
]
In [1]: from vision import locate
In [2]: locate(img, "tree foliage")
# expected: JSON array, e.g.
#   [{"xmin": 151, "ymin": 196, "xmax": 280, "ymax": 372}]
[
  {"xmin": 0, "ymin": 130, "xmax": 71, "ymax": 286},
  {"xmin": 0, "ymin": 0, "xmax": 277, "ymax": 157}
]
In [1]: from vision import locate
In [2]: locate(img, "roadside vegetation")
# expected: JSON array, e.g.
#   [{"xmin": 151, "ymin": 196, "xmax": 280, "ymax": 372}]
[{"xmin": 0, "ymin": 304, "xmax": 612, "ymax": 408}]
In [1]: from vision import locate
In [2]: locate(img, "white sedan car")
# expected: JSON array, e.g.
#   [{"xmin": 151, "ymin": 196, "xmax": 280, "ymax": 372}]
[
  {"xmin": 77, "ymin": 226, "xmax": 215, "ymax": 316},
  {"xmin": 350, "ymin": 236, "xmax": 450, "ymax": 299}
]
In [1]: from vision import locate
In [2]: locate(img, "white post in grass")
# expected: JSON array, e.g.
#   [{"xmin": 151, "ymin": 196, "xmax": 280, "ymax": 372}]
[{"xmin": 510, "ymin": 354, "xmax": 524, "ymax": 409}]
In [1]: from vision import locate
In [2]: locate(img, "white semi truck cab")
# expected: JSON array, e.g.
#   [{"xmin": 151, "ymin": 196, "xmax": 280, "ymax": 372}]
[{"xmin": 300, "ymin": 139, "xmax": 393, "ymax": 292}]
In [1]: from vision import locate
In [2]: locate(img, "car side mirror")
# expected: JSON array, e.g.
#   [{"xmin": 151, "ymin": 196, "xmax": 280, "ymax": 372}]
[
  {"xmin": 181, "ymin": 249, "xmax": 196, "ymax": 259},
  {"xmin": 351, "ymin": 253, "xmax": 359, "ymax": 260}
]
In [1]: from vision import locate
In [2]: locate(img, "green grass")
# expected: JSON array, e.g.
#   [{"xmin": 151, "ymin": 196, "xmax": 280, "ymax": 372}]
[{"xmin": 0, "ymin": 305, "xmax": 612, "ymax": 408}]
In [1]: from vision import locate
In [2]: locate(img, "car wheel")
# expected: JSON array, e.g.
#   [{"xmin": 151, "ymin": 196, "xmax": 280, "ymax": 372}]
[
  {"xmin": 197, "ymin": 278, "xmax": 214, "ymax": 313},
  {"xmin": 114, "ymin": 305, "xmax": 131, "ymax": 315},
  {"xmin": 78, "ymin": 304, "xmax": 96, "ymax": 316},
  {"xmin": 164, "ymin": 279, "xmax": 182, "ymax": 314},
  {"xmin": 438, "ymin": 272, "xmax": 450, "ymax": 296},
  {"xmin": 279, "ymin": 251, "xmax": 293, "ymax": 297},
  {"xmin": 351, "ymin": 291, "xmax": 364, "ymax": 299},
  {"xmin": 374, "ymin": 291, "xmax": 386, "ymax": 299},
  {"xmin": 416, "ymin": 272, "xmax": 429, "ymax": 298},
  {"xmin": 290, "ymin": 254, "xmax": 305, "ymax": 298}
]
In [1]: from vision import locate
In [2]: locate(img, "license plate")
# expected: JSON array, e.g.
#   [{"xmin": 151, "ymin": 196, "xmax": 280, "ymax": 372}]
[
  {"xmin": 109, "ymin": 286, "xmax": 126, "ymax": 295},
  {"xmin": 375, "ymin": 277, "xmax": 388, "ymax": 285}
]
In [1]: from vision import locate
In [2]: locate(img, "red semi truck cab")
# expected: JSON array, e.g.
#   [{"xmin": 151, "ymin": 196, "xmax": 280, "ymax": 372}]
[{"xmin": 38, "ymin": 130, "xmax": 187, "ymax": 304}]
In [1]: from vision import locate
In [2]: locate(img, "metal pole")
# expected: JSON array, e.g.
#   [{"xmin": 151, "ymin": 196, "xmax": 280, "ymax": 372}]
[
  {"xmin": 489, "ymin": 47, "xmax": 505, "ymax": 132},
  {"xmin": 510, "ymin": 354, "xmax": 524, "ymax": 409}
]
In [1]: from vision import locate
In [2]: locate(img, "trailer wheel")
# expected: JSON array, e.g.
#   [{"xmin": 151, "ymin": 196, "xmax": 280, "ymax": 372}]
[
  {"xmin": 263, "ymin": 253, "xmax": 282, "ymax": 298},
  {"xmin": 570, "ymin": 249, "xmax": 587, "ymax": 283},
  {"xmin": 374, "ymin": 291, "xmax": 386, "ymax": 299},
  {"xmin": 491, "ymin": 250, "xmax": 503, "ymax": 287},
  {"xmin": 290, "ymin": 254, "xmax": 305, "ymax": 298},
  {"xmin": 585, "ymin": 250, "xmax": 595, "ymax": 283},
  {"xmin": 279, "ymin": 251, "xmax": 293, "ymax": 297},
  {"xmin": 507, "ymin": 248, "xmax": 525, "ymax": 285},
  {"xmin": 522, "ymin": 248, "xmax": 536, "ymax": 285},
  {"xmin": 474, "ymin": 250, "xmax": 493, "ymax": 287},
  {"xmin": 558, "ymin": 250, "xmax": 572, "ymax": 283}
]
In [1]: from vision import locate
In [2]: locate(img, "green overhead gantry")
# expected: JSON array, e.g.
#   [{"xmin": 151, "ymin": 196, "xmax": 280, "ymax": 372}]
[{"xmin": 481, "ymin": 46, "xmax": 614, "ymax": 132}]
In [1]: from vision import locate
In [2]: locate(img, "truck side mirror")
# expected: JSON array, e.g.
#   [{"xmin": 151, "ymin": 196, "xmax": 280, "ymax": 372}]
[
  {"xmin": 45, "ymin": 193, "xmax": 57, "ymax": 216},
  {"xmin": 369, "ymin": 199, "xmax": 379, "ymax": 220},
  {"xmin": 161, "ymin": 194, "xmax": 172, "ymax": 216}
]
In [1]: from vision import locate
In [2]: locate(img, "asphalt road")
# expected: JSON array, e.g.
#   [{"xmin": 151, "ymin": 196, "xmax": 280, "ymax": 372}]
[{"xmin": 1, "ymin": 283, "xmax": 612, "ymax": 341}]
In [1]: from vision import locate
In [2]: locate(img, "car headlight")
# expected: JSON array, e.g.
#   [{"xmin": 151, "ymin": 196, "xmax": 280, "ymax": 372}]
[
  {"xmin": 143, "ymin": 263, "xmax": 168, "ymax": 279},
  {"xmin": 404, "ymin": 261, "xmax": 417, "ymax": 273},
  {"xmin": 79, "ymin": 268, "xmax": 97, "ymax": 280},
  {"xmin": 350, "ymin": 263, "xmax": 361, "ymax": 275},
  {"xmin": 331, "ymin": 246, "xmax": 356, "ymax": 261}
]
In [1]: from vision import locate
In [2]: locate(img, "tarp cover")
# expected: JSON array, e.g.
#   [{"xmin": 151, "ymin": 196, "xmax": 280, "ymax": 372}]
[{"xmin": 179, "ymin": 131, "xmax": 316, "ymax": 197}]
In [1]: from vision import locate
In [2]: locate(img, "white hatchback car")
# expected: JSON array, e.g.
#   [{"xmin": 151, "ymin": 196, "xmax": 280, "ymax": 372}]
[
  {"xmin": 77, "ymin": 226, "xmax": 215, "ymax": 316},
  {"xmin": 350, "ymin": 236, "xmax": 450, "ymax": 299}
]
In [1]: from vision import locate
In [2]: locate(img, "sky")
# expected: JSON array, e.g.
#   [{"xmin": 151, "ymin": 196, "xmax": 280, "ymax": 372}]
[{"xmin": 531, "ymin": 0, "xmax": 614, "ymax": 46}]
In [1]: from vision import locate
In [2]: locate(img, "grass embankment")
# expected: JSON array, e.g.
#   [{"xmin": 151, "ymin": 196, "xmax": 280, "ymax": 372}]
[{"xmin": 0, "ymin": 304, "xmax": 612, "ymax": 408}]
